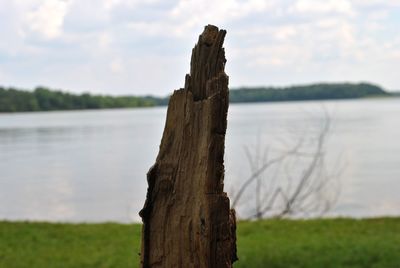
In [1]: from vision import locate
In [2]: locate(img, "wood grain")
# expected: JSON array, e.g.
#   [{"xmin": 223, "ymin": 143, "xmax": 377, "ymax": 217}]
[{"xmin": 139, "ymin": 25, "xmax": 237, "ymax": 268}]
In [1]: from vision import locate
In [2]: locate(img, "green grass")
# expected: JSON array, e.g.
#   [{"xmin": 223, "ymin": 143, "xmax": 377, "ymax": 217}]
[
  {"xmin": 1, "ymin": 218, "xmax": 399, "ymax": 268},
  {"xmin": 0, "ymin": 222, "xmax": 141, "ymax": 268},
  {"xmin": 236, "ymin": 218, "xmax": 400, "ymax": 268}
]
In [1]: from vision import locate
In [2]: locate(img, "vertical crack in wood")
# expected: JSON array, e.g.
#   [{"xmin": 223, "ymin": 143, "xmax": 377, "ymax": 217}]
[{"xmin": 139, "ymin": 24, "xmax": 237, "ymax": 268}]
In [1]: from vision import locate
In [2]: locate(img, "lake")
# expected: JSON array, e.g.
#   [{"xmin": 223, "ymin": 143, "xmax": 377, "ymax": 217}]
[{"xmin": 1, "ymin": 98, "xmax": 399, "ymax": 222}]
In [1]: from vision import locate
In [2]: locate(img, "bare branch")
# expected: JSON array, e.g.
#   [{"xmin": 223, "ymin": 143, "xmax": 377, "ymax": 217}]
[
  {"xmin": 232, "ymin": 108, "xmax": 343, "ymax": 220},
  {"xmin": 231, "ymin": 137, "xmax": 303, "ymax": 208}
]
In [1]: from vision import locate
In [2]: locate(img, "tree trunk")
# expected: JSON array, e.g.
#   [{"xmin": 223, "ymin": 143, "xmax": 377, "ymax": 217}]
[{"xmin": 139, "ymin": 25, "xmax": 237, "ymax": 268}]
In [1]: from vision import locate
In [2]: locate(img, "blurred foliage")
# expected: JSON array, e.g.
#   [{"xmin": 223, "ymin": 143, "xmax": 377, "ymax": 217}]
[
  {"xmin": 391, "ymin": 91, "xmax": 400, "ymax": 96},
  {"xmin": 0, "ymin": 82, "xmax": 390, "ymax": 112},
  {"xmin": 0, "ymin": 86, "xmax": 168, "ymax": 112},
  {"xmin": 230, "ymin": 83, "xmax": 389, "ymax": 103}
]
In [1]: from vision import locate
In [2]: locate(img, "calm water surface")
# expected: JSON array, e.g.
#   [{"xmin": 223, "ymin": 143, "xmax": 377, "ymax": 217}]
[{"xmin": 0, "ymin": 98, "xmax": 399, "ymax": 222}]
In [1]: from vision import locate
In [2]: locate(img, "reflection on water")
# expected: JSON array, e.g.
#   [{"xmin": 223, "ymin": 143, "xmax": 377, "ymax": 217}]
[{"xmin": 0, "ymin": 98, "xmax": 399, "ymax": 222}]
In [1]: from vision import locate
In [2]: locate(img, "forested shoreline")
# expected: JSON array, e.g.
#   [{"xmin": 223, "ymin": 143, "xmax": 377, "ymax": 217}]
[
  {"xmin": 0, "ymin": 83, "xmax": 390, "ymax": 112},
  {"xmin": 229, "ymin": 83, "xmax": 389, "ymax": 102}
]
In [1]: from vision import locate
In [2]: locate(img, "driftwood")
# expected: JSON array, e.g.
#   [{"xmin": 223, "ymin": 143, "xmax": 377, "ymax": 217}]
[{"xmin": 139, "ymin": 25, "xmax": 237, "ymax": 267}]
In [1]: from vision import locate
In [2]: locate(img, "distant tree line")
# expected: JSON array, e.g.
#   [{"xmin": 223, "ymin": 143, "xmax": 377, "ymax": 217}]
[
  {"xmin": 0, "ymin": 87, "xmax": 168, "ymax": 112},
  {"xmin": 391, "ymin": 91, "xmax": 400, "ymax": 96},
  {"xmin": 0, "ymin": 83, "xmax": 390, "ymax": 113},
  {"xmin": 229, "ymin": 83, "xmax": 388, "ymax": 103}
]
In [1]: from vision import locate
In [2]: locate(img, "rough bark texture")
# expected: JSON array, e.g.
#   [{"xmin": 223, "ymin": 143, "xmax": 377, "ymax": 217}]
[{"xmin": 139, "ymin": 25, "xmax": 237, "ymax": 268}]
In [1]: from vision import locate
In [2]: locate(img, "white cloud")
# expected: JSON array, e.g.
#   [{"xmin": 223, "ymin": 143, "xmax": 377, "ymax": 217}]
[
  {"xmin": 390, "ymin": 50, "xmax": 400, "ymax": 59},
  {"xmin": 0, "ymin": 68, "xmax": 5, "ymax": 80},
  {"xmin": 274, "ymin": 26, "xmax": 297, "ymax": 41},
  {"xmin": 131, "ymin": 0, "xmax": 277, "ymax": 37},
  {"xmin": 241, "ymin": 40, "xmax": 313, "ymax": 70},
  {"xmin": 253, "ymin": 57, "xmax": 286, "ymax": 67},
  {"xmin": 292, "ymin": 0, "xmax": 353, "ymax": 15},
  {"xmin": 103, "ymin": 0, "xmax": 162, "ymax": 10},
  {"xmin": 352, "ymin": 0, "xmax": 400, "ymax": 7},
  {"xmin": 110, "ymin": 58, "xmax": 125, "ymax": 73},
  {"xmin": 1, "ymin": 0, "xmax": 400, "ymax": 93},
  {"xmin": 25, "ymin": 0, "xmax": 70, "ymax": 39},
  {"xmin": 98, "ymin": 32, "xmax": 113, "ymax": 50}
]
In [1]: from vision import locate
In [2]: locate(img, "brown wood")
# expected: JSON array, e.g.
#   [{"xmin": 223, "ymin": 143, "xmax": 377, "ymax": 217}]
[{"xmin": 139, "ymin": 25, "xmax": 237, "ymax": 268}]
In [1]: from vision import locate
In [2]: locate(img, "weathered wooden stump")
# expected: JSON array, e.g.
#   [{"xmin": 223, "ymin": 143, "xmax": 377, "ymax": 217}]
[{"xmin": 139, "ymin": 24, "xmax": 237, "ymax": 268}]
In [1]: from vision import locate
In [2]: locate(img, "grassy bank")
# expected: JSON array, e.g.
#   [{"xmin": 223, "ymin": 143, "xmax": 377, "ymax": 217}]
[{"xmin": 1, "ymin": 218, "xmax": 399, "ymax": 267}]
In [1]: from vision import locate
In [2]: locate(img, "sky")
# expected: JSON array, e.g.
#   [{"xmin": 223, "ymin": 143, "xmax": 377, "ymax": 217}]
[{"xmin": 0, "ymin": 0, "xmax": 399, "ymax": 96}]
